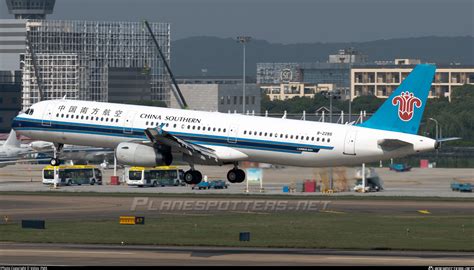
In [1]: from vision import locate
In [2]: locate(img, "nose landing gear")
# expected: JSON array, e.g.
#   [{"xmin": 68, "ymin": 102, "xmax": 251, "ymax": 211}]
[{"xmin": 49, "ymin": 143, "xmax": 64, "ymax": 166}]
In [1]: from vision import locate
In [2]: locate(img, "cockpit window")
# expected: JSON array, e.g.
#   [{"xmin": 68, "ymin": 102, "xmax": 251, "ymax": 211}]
[{"xmin": 24, "ymin": 109, "xmax": 34, "ymax": 115}]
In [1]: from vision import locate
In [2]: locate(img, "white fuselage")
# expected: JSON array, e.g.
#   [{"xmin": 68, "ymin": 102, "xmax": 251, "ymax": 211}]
[{"xmin": 12, "ymin": 100, "xmax": 437, "ymax": 167}]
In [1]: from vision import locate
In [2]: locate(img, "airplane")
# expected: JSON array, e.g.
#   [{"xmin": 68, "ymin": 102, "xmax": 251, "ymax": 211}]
[
  {"xmin": 0, "ymin": 130, "xmax": 41, "ymax": 168},
  {"xmin": 29, "ymin": 141, "xmax": 114, "ymax": 164},
  {"xmin": 12, "ymin": 64, "xmax": 457, "ymax": 184},
  {"xmin": 0, "ymin": 130, "xmax": 113, "ymax": 168}
]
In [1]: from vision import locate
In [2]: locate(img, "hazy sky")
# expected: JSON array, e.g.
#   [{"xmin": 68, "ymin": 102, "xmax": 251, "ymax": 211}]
[{"xmin": 1, "ymin": 0, "xmax": 472, "ymax": 43}]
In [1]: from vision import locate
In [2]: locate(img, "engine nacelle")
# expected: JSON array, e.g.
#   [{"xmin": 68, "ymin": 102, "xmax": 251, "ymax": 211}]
[{"xmin": 115, "ymin": 142, "xmax": 172, "ymax": 167}]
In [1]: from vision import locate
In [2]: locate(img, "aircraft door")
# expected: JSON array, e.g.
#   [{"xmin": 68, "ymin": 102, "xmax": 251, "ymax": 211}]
[
  {"xmin": 343, "ymin": 128, "xmax": 357, "ymax": 155},
  {"xmin": 123, "ymin": 111, "xmax": 137, "ymax": 134},
  {"xmin": 41, "ymin": 103, "xmax": 54, "ymax": 127},
  {"xmin": 227, "ymin": 125, "xmax": 238, "ymax": 144}
]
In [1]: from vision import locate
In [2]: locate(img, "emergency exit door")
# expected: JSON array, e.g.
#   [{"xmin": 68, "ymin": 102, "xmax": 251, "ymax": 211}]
[{"xmin": 343, "ymin": 128, "xmax": 357, "ymax": 155}]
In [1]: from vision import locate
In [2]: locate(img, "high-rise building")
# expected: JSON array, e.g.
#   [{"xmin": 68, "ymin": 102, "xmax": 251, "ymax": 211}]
[
  {"xmin": 0, "ymin": 70, "xmax": 22, "ymax": 133},
  {"xmin": 2, "ymin": 1, "xmax": 172, "ymax": 110}
]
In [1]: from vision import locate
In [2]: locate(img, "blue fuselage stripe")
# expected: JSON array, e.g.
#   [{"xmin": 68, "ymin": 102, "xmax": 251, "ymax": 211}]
[{"xmin": 12, "ymin": 117, "xmax": 333, "ymax": 154}]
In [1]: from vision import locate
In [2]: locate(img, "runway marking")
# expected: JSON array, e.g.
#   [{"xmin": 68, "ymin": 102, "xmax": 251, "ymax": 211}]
[{"xmin": 418, "ymin": 210, "xmax": 431, "ymax": 214}]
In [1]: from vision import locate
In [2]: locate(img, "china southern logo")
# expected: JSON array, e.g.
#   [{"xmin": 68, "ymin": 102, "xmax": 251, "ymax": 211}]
[{"xmin": 391, "ymin": 91, "xmax": 422, "ymax": 121}]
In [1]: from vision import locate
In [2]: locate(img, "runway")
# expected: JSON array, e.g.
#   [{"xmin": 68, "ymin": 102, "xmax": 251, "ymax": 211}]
[
  {"xmin": 2, "ymin": 194, "xmax": 474, "ymax": 221},
  {"xmin": 1, "ymin": 243, "xmax": 473, "ymax": 266}
]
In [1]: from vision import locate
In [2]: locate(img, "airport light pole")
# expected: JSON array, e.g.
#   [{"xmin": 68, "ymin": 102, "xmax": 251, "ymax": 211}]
[
  {"xmin": 237, "ymin": 36, "xmax": 251, "ymax": 114},
  {"xmin": 429, "ymin": 117, "xmax": 440, "ymax": 161},
  {"xmin": 429, "ymin": 118, "xmax": 439, "ymax": 140}
]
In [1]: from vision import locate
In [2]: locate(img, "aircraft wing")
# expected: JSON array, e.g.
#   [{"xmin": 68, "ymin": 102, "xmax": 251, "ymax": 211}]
[
  {"xmin": 377, "ymin": 139, "xmax": 413, "ymax": 151},
  {"xmin": 144, "ymin": 126, "xmax": 220, "ymax": 164},
  {"xmin": 0, "ymin": 158, "xmax": 50, "ymax": 168}
]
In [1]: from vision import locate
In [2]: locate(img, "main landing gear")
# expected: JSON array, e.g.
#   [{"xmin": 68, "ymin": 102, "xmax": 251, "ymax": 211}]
[
  {"xmin": 184, "ymin": 164, "xmax": 246, "ymax": 185},
  {"xmin": 184, "ymin": 167, "xmax": 203, "ymax": 185},
  {"xmin": 227, "ymin": 167, "xmax": 245, "ymax": 183},
  {"xmin": 49, "ymin": 143, "xmax": 64, "ymax": 166}
]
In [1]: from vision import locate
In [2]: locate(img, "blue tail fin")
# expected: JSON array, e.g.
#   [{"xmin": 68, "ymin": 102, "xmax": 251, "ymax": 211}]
[{"xmin": 358, "ymin": 64, "xmax": 436, "ymax": 134}]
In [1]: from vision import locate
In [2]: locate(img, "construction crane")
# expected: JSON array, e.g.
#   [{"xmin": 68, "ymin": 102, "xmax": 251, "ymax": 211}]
[
  {"xmin": 25, "ymin": 30, "xmax": 44, "ymax": 103},
  {"xmin": 144, "ymin": 20, "xmax": 188, "ymax": 109}
]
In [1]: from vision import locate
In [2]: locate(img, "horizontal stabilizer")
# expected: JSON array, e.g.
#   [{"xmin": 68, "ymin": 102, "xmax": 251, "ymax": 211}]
[{"xmin": 436, "ymin": 137, "xmax": 461, "ymax": 143}]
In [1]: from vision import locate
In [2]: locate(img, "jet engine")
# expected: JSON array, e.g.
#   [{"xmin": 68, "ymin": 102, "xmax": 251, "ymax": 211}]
[{"xmin": 115, "ymin": 142, "xmax": 172, "ymax": 167}]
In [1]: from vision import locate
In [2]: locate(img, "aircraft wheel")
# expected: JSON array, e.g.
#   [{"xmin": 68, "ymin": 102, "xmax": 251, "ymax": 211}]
[
  {"xmin": 227, "ymin": 169, "xmax": 245, "ymax": 183},
  {"xmin": 184, "ymin": 170, "xmax": 202, "ymax": 185},
  {"xmin": 50, "ymin": 158, "xmax": 60, "ymax": 166}
]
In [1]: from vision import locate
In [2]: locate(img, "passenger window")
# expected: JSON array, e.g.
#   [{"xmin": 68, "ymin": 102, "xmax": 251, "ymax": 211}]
[
  {"xmin": 317, "ymin": 137, "xmax": 320, "ymax": 142},
  {"xmin": 223, "ymin": 129, "xmax": 226, "ymax": 132},
  {"xmin": 327, "ymin": 138, "xmax": 331, "ymax": 143},
  {"xmin": 322, "ymin": 138, "xmax": 325, "ymax": 142},
  {"xmin": 296, "ymin": 136, "xmax": 299, "ymax": 140},
  {"xmin": 56, "ymin": 113, "xmax": 59, "ymax": 117}
]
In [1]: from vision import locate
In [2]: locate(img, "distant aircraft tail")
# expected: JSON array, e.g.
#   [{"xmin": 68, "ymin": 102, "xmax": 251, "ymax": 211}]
[
  {"xmin": 4, "ymin": 129, "xmax": 21, "ymax": 148},
  {"xmin": 358, "ymin": 64, "xmax": 436, "ymax": 134}
]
